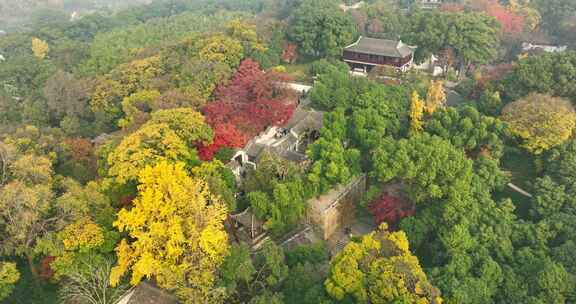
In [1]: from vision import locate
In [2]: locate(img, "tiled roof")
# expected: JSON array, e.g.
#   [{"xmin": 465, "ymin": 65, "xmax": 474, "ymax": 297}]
[
  {"xmin": 284, "ymin": 107, "xmax": 324, "ymax": 135},
  {"xmin": 238, "ymin": 106, "xmax": 323, "ymax": 163},
  {"xmin": 344, "ymin": 36, "xmax": 415, "ymax": 58},
  {"xmin": 245, "ymin": 142, "xmax": 266, "ymax": 159},
  {"xmin": 118, "ymin": 282, "xmax": 179, "ymax": 304}
]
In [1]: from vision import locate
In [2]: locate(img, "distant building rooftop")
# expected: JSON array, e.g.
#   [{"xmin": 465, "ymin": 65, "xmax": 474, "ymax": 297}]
[
  {"xmin": 420, "ymin": 0, "xmax": 442, "ymax": 9},
  {"xmin": 521, "ymin": 42, "xmax": 568, "ymax": 54},
  {"xmin": 344, "ymin": 36, "xmax": 416, "ymax": 58},
  {"xmin": 284, "ymin": 106, "xmax": 323, "ymax": 134},
  {"xmin": 117, "ymin": 282, "xmax": 179, "ymax": 304},
  {"xmin": 339, "ymin": 1, "xmax": 365, "ymax": 11}
]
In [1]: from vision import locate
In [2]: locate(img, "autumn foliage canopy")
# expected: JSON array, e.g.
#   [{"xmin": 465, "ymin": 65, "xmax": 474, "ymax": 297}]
[
  {"xmin": 281, "ymin": 43, "xmax": 298, "ymax": 64},
  {"xmin": 486, "ymin": 3, "xmax": 524, "ymax": 34},
  {"xmin": 200, "ymin": 59, "xmax": 295, "ymax": 160},
  {"xmin": 469, "ymin": 0, "xmax": 525, "ymax": 34},
  {"xmin": 368, "ymin": 193, "xmax": 415, "ymax": 229},
  {"xmin": 198, "ymin": 123, "xmax": 247, "ymax": 160}
]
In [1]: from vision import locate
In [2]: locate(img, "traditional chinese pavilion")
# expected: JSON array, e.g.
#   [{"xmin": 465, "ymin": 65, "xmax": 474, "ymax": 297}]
[{"xmin": 343, "ymin": 36, "xmax": 417, "ymax": 73}]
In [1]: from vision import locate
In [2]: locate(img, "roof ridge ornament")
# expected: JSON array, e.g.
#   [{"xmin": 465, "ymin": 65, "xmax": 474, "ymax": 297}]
[{"xmin": 345, "ymin": 35, "xmax": 363, "ymax": 49}]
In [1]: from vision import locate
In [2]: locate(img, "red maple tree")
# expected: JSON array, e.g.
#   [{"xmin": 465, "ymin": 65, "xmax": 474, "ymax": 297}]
[
  {"xmin": 282, "ymin": 43, "xmax": 299, "ymax": 64},
  {"xmin": 38, "ymin": 256, "xmax": 56, "ymax": 280},
  {"xmin": 468, "ymin": 63, "xmax": 515, "ymax": 99},
  {"xmin": 198, "ymin": 123, "xmax": 247, "ymax": 161},
  {"xmin": 487, "ymin": 4, "xmax": 524, "ymax": 34},
  {"xmin": 64, "ymin": 138, "xmax": 96, "ymax": 170},
  {"xmin": 470, "ymin": 0, "xmax": 524, "ymax": 34},
  {"xmin": 202, "ymin": 58, "xmax": 295, "ymax": 158},
  {"xmin": 368, "ymin": 193, "xmax": 415, "ymax": 229}
]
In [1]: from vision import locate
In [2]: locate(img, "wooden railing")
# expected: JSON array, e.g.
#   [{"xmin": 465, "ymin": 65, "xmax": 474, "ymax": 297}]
[{"xmin": 343, "ymin": 51, "xmax": 411, "ymax": 67}]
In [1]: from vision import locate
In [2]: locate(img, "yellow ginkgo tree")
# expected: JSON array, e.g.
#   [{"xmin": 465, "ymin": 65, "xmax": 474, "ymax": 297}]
[
  {"xmin": 325, "ymin": 224, "xmax": 443, "ymax": 304},
  {"xmin": 107, "ymin": 108, "xmax": 213, "ymax": 184},
  {"xmin": 31, "ymin": 37, "xmax": 49, "ymax": 59},
  {"xmin": 410, "ymin": 90, "xmax": 425, "ymax": 135},
  {"xmin": 425, "ymin": 80, "xmax": 446, "ymax": 115},
  {"xmin": 501, "ymin": 93, "xmax": 576, "ymax": 154},
  {"xmin": 0, "ymin": 262, "xmax": 20, "ymax": 301},
  {"xmin": 110, "ymin": 161, "xmax": 229, "ymax": 303}
]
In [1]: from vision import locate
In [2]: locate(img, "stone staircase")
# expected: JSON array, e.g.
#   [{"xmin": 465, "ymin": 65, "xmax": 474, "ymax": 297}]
[
  {"xmin": 251, "ymin": 232, "xmax": 270, "ymax": 250},
  {"xmin": 331, "ymin": 236, "xmax": 350, "ymax": 255}
]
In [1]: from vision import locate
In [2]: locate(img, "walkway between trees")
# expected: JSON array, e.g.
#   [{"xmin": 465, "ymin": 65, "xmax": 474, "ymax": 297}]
[
  {"xmin": 507, "ymin": 183, "xmax": 533, "ymax": 198},
  {"xmin": 278, "ymin": 82, "xmax": 313, "ymax": 93}
]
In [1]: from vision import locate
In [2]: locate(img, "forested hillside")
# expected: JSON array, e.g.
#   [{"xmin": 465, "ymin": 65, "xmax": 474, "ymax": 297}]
[{"xmin": 0, "ymin": 0, "xmax": 575, "ymax": 303}]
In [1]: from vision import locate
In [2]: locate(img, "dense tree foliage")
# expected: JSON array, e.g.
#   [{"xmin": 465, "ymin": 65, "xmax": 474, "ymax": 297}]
[
  {"xmin": 288, "ymin": 0, "xmax": 357, "ymax": 57},
  {"xmin": 221, "ymin": 241, "xmax": 330, "ymax": 303},
  {"xmin": 404, "ymin": 11, "xmax": 500, "ymax": 72},
  {"xmin": 89, "ymin": 55, "xmax": 165, "ymax": 130},
  {"xmin": 534, "ymin": 0, "xmax": 576, "ymax": 37},
  {"xmin": 477, "ymin": 89, "xmax": 503, "ymax": 116},
  {"xmin": 245, "ymin": 151, "xmax": 309, "ymax": 236},
  {"xmin": 0, "ymin": 262, "xmax": 20, "ymax": 301},
  {"xmin": 325, "ymin": 224, "xmax": 442, "ymax": 303},
  {"xmin": 372, "ymin": 134, "xmax": 473, "ymax": 203},
  {"xmin": 425, "ymin": 106, "xmax": 506, "ymax": 158},
  {"xmin": 477, "ymin": 0, "xmax": 526, "ymax": 34},
  {"xmin": 0, "ymin": 135, "xmax": 121, "ymax": 304},
  {"xmin": 2, "ymin": 0, "xmax": 576, "ymax": 303},
  {"xmin": 544, "ymin": 139, "xmax": 576, "ymax": 185},
  {"xmin": 352, "ymin": 0, "xmax": 407, "ymax": 39},
  {"xmin": 191, "ymin": 160, "xmax": 238, "ymax": 212},
  {"xmin": 0, "ymin": 1, "xmax": 298, "ymax": 303},
  {"xmin": 409, "ymin": 91, "xmax": 424, "ymax": 135},
  {"xmin": 501, "ymin": 93, "xmax": 576, "ymax": 154},
  {"xmin": 203, "ymin": 58, "xmax": 295, "ymax": 142},
  {"xmin": 110, "ymin": 162, "xmax": 229, "ymax": 303},
  {"xmin": 43, "ymin": 70, "xmax": 91, "ymax": 134},
  {"xmin": 198, "ymin": 123, "xmax": 246, "ymax": 161},
  {"xmin": 500, "ymin": 51, "xmax": 576, "ymax": 103},
  {"xmin": 310, "ymin": 65, "xmax": 411, "ymax": 152},
  {"xmin": 0, "ymin": 158, "xmax": 56, "ymax": 276},
  {"xmin": 307, "ymin": 109, "xmax": 361, "ymax": 194},
  {"xmin": 79, "ymin": 11, "xmax": 246, "ymax": 75},
  {"xmin": 31, "ymin": 37, "xmax": 49, "ymax": 59},
  {"xmin": 107, "ymin": 108, "xmax": 212, "ymax": 184},
  {"xmin": 425, "ymin": 80, "xmax": 446, "ymax": 114},
  {"xmin": 372, "ymin": 132, "xmax": 576, "ymax": 303},
  {"xmin": 310, "ymin": 67, "xmax": 365, "ymax": 110}
]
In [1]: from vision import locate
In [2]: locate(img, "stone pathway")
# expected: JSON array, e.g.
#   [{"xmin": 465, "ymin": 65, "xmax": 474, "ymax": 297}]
[
  {"xmin": 327, "ymin": 216, "xmax": 375, "ymax": 256},
  {"xmin": 277, "ymin": 81, "xmax": 312, "ymax": 93},
  {"xmin": 507, "ymin": 183, "xmax": 533, "ymax": 198}
]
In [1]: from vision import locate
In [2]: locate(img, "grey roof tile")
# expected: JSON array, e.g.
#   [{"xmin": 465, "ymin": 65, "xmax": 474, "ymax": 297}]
[{"xmin": 344, "ymin": 36, "xmax": 415, "ymax": 58}]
